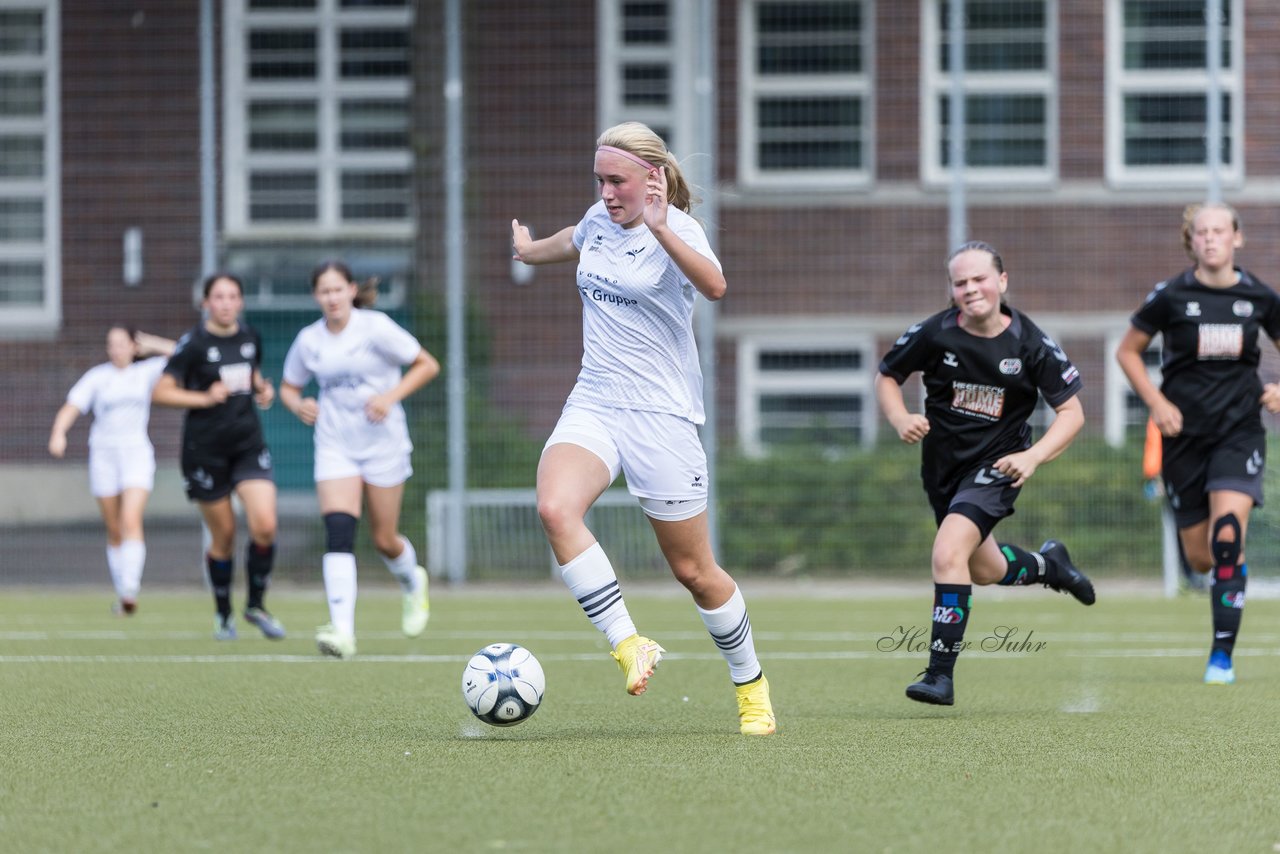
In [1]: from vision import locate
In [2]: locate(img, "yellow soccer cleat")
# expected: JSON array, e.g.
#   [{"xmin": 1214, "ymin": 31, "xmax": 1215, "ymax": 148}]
[
  {"xmin": 610, "ymin": 634, "xmax": 664, "ymax": 695},
  {"xmin": 735, "ymin": 675, "xmax": 776, "ymax": 736},
  {"xmin": 402, "ymin": 566, "xmax": 430, "ymax": 638}
]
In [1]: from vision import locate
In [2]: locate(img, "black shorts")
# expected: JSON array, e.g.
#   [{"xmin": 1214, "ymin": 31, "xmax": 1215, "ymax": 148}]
[
  {"xmin": 182, "ymin": 441, "xmax": 274, "ymax": 503},
  {"xmin": 1163, "ymin": 425, "xmax": 1265, "ymax": 528},
  {"xmin": 926, "ymin": 464, "xmax": 1021, "ymax": 542}
]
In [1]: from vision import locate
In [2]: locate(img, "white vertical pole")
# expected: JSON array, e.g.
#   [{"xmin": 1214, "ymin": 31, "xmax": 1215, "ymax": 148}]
[
  {"xmin": 1161, "ymin": 507, "xmax": 1180, "ymax": 598},
  {"xmin": 948, "ymin": 0, "xmax": 967, "ymax": 250},
  {"xmin": 694, "ymin": 0, "xmax": 720, "ymax": 554},
  {"xmin": 1205, "ymin": 0, "xmax": 1223, "ymax": 203},
  {"xmin": 443, "ymin": 0, "xmax": 468, "ymax": 583}
]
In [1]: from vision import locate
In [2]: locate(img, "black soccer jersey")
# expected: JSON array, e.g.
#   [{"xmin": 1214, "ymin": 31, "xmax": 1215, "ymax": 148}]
[
  {"xmin": 1130, "ymin": 267, "xmax": 1280, "ymax": 437},
  {"xmin": 880, "ymin": 305, "xmax": 1083, "ymax": 498},
  {"xmin": 164, "ymin": 323, "xmax": 266, "ymax": 453}
]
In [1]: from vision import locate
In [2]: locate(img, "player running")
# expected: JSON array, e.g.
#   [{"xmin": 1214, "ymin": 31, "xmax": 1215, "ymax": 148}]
[
  {"xmin": 876, "ymin": 240, "xmax": 1094, "ymax": 707},
  {"xmin": 511, "ymin": 121, "xmax": 775, "ymax": 735},
  {"xmin": 280, "ymin": 260, "xmax": 439, "ymax": 660},
  {"xmin": 152, "ymin": 273, "xmax": 286, "ymax": 642},
  {"xmin": 48, "ymin": 325, "xmax": 175, "ymax": 614},
  {"xmin": 1116, "ymin": 202, "xmax": 1280, "ymax": 684}
]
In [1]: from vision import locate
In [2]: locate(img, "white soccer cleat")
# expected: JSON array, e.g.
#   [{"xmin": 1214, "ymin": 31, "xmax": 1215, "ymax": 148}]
[{"xmin": 402, "ymin": 566, "xmax": 430, "ymax": 638}]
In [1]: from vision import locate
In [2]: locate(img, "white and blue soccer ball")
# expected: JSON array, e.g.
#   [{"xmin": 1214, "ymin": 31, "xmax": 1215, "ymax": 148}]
[{"xmin": 461, "ymin": 643, "xmax": 545, "ymax": 727}]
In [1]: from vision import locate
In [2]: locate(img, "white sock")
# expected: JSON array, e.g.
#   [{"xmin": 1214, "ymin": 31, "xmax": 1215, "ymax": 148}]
[
  {"xmin": 697, "ymin": 585, "xmax": 762, "ymax": 684},
  {"xmin": 106, "ymin": 546, "xmax": 124, "ymax": 598},
  {"xmin": 322, "ymin": 552, "xmax": 358, "ymax": 636},
  {"xmin": 559, "ymin": 542, "xmax": 637, "ymax": 648},
  {"xmin": 118, "ymin": 540, "xmax": 145, "ymax": 599},
  {"xmin": 380, "ymin": 536, "xmax": 419, "ymax": 593}
]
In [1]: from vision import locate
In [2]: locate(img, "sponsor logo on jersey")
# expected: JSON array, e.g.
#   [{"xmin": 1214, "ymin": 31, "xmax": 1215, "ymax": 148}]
[
  {"xmin": 999, "ymin": 358, "xmax": 1022, "ymax": 375},
  {"xmin": 625, "ymin": 246, "xmax": 647, "ymax": 260},
  {"xmin": 579, "ymin": 285, "xmax": 638, "ymax": 308},
  {"xmin": 1061, "ymin": 365, "xmax": 1080, "ymax": 384},
  {"xmin": 240, "ymin": 342, "xmax": 256, "ymax": 360},
  {"xmin": 951, "ymin": 381, "xmax": 1005, "ymax": 421},
  {"xmin": 1186, "ymin": 301, "xmax": 1201, "ymax": 317},
  {"xmin": 942, "ymin": 351, "xmax": 959, "ymax": 367},
  {"xmin": 587, "ymin": 234, "xmax": 604, "ymax": 253},
  {"xmin": 207, "ymin": 347, "xmax": 222, "ymax": 363},
  {"xmin": 1233, "ymin": 300, "xmax": 1254, "ymax": 317},
  {"xmin": 1197, "ymin": 323, "xmax": 1243, "ymax": 360}
]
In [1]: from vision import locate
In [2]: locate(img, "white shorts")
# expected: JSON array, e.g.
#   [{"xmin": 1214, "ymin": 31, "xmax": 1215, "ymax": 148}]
[
  {"xmin": 88, "ymin": 443, "xmax": 156, "ymax": 498},
  {"xmin": 315, "ymin": 444, "xmax": 413, "ymax": 489},
  {"xmin": 543, "ymin": 402, "xmax": 708, "ymax": 521}
]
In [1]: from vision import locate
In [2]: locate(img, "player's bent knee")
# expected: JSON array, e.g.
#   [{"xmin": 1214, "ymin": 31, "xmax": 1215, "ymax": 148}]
[{"xmin": 324, "ymin": 512, "xmax": 358, "ymax": 553}]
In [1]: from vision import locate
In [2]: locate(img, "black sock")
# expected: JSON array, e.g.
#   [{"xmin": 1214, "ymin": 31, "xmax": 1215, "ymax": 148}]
[
  {"xmin": 246, "ymin": 541, "xmax": 275, "ymax": 611},
  {"xmin": 206, "ymin": 555, "xmax": 233, "ymax": 619},
  {"xmin": 995, "ymin": 543, "xmax": 1046, "ymax": 586},
  {"xmin": 1209, "ymin": 516, "xmax": 1245, "ymax": 658},
  {"xmin": 927, "ymin": 583, "xmax": 972, "ymax": 677}
]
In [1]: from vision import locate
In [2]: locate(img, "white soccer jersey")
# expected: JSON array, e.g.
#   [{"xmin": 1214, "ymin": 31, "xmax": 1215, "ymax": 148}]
[
  {"xmin": 65, "ymin": 356, "xmax": 167, "ymax": 448},
  {"xmin": 282, "ymin": 308, "xmax": 423, "ymax": 462},
  {"xmin": 570, "ymin": 200, "xmax": 720, "ymax": 424}
]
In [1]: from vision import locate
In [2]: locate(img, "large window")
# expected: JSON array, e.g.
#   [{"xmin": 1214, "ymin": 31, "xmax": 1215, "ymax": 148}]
[
  {"xmin": 736, "ymin": 334, "xmax": 878, "ymax": 456},
  {"xmin": 0, "ymin": 0, "xmax": 58, "ymax": 335},
  {"xmin": 223, "ymin": 0, "xmax": 414, "ymax": 239},
  {"xmin": 597, "ymin": 1, "xmax": 696, "ymax": 157},
  {"xmin": 920, "ymin": 0, "xmax": 1057, "ymax": 186},
  {"xmin": 738, "ymin": 0, "xmax": 873, "ymax": 188},
  {"xmin": 1105, "ymin": 0, "xmax": 1243, "ymax": 187}
]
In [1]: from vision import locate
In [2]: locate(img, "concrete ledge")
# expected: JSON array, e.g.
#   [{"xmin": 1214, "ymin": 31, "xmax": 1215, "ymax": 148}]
[{"xmin": 1, "ymin": 463, "xmax": 191, "ymax": 522}]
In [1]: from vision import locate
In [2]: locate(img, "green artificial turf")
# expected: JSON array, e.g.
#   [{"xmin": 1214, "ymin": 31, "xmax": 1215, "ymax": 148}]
[{"xmin": 2, "ymin": 584, "xmax": 1278, "ymax": 853}]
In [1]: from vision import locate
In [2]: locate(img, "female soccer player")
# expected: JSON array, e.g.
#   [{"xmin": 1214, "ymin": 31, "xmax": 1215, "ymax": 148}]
[
  {"xmin": 279, "ymin": 261, "xmax": 439, "ymax": 659},
  {"xmin": 876, "ymin": 241, "xmax": 1094, "ymax": 707},
  {"xmin": 510, "ymin": 121, "xmax": 775, "ymax": 735},
  {"xmin": 48, "ymin": 325, "xmax": 175, "ymax": 614},
  {"xmin": 152, "ymin": 273, "xmax": 285, "ymax": 642},
  {"xmin": 1116, "ymin": 202, "xmax": 1280, "ymax": 685}
]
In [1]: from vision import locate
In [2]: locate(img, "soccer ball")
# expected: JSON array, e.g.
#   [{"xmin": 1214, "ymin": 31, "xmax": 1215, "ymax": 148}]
[{"xmin": 461, "ymin": 643, "xmax": 545, "ymax": 727}]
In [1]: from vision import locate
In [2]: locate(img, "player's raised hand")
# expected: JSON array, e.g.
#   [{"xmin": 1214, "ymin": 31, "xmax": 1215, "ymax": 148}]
[
  {"xmin": 511, "ymin": 219, "xmax": 533, "ymax": 261},
  {"xmin": 642, "ymin": 168, "xmax": 668, "ymax": 231}
]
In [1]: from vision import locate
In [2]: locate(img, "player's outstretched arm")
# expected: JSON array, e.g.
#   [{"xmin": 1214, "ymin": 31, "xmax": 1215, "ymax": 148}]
[{"xmin": 511, "ymin": 221, "xmax": 578, "ymax": 266}]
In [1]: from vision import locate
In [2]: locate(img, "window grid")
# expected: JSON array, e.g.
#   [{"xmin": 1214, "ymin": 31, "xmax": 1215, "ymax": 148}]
[
  {"xmin": 597, "ymin": 0, "xmax": 693, "ymax": 157},
  {"xmin": 920, "ymin": 0, "xmax": 1058, "ymax": 187},
  {"xmin": 1105, "ymin": 0, "xmax": 1243, "ymax": 187},
  {"xmin": 224, "ymin": 0, "xmax": 413, "ymax": 237},
  {"xmin": 738, "ymin": 0, "xmax": 873, "ymax": 188},
  {"xmin": 737, "ymin": 335, "xmax": 878, "ymax": 457},
  {"xmin": 0, "ymin": 0, "xmax": 58, "ymax": 333}
]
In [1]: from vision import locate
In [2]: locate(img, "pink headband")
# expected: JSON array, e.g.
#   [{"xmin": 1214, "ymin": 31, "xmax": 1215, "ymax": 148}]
[{"xmin": 597, "ymin": 144, "xmax": 658, "ymax": 173}]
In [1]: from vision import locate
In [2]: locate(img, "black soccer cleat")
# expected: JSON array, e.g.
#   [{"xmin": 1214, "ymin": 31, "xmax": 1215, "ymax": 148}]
[
  {"xmin": 1040, "ymin": 539, "xmax": 1096, "ymax": 606},
  {"xmin": 905, "ymin": 670, "xmax": 954, "ymax": 706}
]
